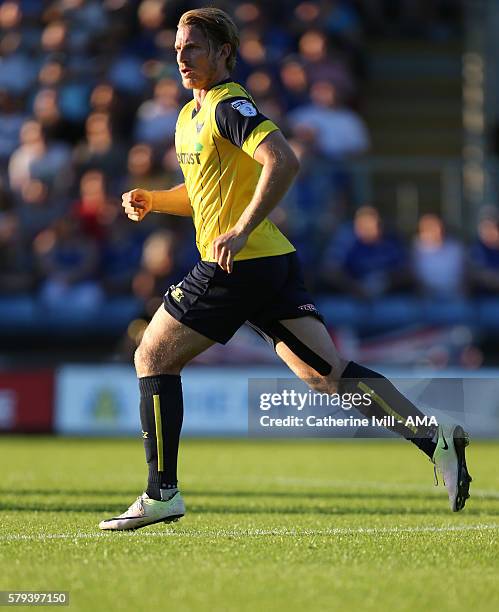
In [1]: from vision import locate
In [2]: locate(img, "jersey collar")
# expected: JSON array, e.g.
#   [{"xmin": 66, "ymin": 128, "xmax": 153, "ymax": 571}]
[
  {"xmin": 209, "ymin": 77, "xmax": 233, "ymax": 90},
  {"xmin": 191, "ymin": 78, "xmax": 234, "ymax": 118}
]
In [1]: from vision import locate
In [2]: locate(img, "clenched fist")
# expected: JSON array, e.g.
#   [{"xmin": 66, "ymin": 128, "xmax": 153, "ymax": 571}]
[
  {"xmin": 211, "ymin": 228, "xmax": 248, "ymax": 273},
  {"xmin": 122, "ymin": 188, "xmax": 153, "ymax": 222}
]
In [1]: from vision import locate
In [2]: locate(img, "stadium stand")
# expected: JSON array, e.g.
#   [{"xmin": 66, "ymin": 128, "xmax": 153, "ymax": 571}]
[{"xmin": 0, "ymin": 0, "xmax": 497, "ymax": 362}]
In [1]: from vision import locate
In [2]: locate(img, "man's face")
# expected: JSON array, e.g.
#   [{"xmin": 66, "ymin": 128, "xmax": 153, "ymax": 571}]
[{"xmin": 175, "ymin": 25, "xmax": 220, "ymax": 90}]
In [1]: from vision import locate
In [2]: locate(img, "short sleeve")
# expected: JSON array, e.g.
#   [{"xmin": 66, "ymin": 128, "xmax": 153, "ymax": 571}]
[{"xmin": 215, "ymin": 97, "xmax": 279, "ymax": 157}]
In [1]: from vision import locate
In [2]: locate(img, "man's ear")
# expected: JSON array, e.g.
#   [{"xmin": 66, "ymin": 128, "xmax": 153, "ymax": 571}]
[{"xmin": 219, "ymin": 42, "xmax": 230, "ymax": 59}]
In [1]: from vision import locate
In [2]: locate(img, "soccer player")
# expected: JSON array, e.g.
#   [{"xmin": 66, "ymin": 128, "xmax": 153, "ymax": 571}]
[{"xmin": 99, "ymin": 8, "xmax": 471, "ymax": 530}]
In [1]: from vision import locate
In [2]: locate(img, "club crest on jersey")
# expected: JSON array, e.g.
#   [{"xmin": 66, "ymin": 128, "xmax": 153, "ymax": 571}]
[{"xmin": 231, "ymin": 99, "xmax": 257, "ymax": 117}]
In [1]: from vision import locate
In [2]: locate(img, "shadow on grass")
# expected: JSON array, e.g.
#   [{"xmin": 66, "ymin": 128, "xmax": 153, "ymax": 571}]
[
  {"xmin": 0, "ymin": 488, "xmax": 498, "ymax": 502},
  {"xmin": 0, "ymin": 501, "xmax": 495, "ymax": 517}
]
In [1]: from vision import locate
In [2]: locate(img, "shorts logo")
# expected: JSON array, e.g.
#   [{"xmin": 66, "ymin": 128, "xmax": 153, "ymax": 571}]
[
  {"xmin": 231, "ymin": 99, "xmax": 257, "ymax": 117},
  {"xmin": 142, "ymin": 430, "xmax": 148, "ymax": 439},
  {"xmin": 298, "ymin": 303, "xmax": 317, "ymax": 312},
  {"xmin": 170, "ymin": 286, "xmax": 185, "ymax": 303}
]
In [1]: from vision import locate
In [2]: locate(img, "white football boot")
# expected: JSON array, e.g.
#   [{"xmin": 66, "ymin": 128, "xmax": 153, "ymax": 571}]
[
  {"xmin": 432, "ymin": 424, "xmax": 472, "ymax": 512},
  {"xmin": 99, "ymin": 492, "xmax": 185, "ymax": 531}
]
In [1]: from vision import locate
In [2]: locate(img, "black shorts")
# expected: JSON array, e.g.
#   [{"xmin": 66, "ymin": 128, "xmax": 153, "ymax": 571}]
[{"xmin": 163, "ymin": 252, "xmax": 324, "ymax": 344}]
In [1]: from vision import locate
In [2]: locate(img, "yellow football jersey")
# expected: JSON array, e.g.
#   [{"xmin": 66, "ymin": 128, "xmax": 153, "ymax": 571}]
[{"xmin": 175, "ymin": 80, "xmax": 295, "ymax": 261}]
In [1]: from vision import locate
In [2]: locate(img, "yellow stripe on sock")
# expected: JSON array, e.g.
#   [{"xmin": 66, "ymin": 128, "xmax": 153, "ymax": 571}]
[
  {"xmin": 357, "ymin": 381, "xmax": 418, "ymax": 434},
  {"xmin": 153, "ymin": 394, "xmax": 164, "ymax": 472}
]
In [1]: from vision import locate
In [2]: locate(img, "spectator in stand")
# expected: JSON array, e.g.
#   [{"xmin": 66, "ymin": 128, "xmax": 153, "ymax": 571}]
[
  {"xmin": 40, "ymin": 19, "xmax": 67, "ymax": 57},
  {"xmin": 0, "ymin": 30, "xmax": 38, "ymax": 96},
  {"xmin": 34, "ymin": 216, "xmax": 102, "ymax": 310},
  {"xmin": 73, "ymin": 112, "xmax": 126, "ymax": 192},
  {"xmin": 116, "ymin": 227, "xmax": 178, "ymax": 358},
  {"xmin": 280, "ymin": 137, "xmax": 345, "ymax": 274},
  {"xmin": 123, "ymin": 142, "xmax": 193, "ymax": 244},
  {"xmin": 279, "ymin": 59, "xmax": 310, "ymax": 112},
  {"xmin": 412, "ymin": 213, "xmax": 467, "ymax": 298},
  {"xmin": 0, "ymin": 0, "xmax": 40, "ymax": 57},
  {"xmin": 38, "ymin": 59, "xmax": 65, "ymax": 90},
  {"xmin": 32, "ymin": 87, "xmax": 80, "ymax": 145},
  {"xmin": 234, "ymin": 1, "xmax": 292, "ymax": 66},
  {"xmin": 106, "ymin": 0, "xmax": 166, "ymax": 99},
  {"xmin": 108, "ymin": 52, "xmax": 148, "ymax": 98},
  {"xmin": 297, "ymin": 29, "xmax": 356, "ymax": 103},
  {"xmin": 319, "ymin": 206, "xmax": 408, "ymax": 298},
  {"xmin": 0, "ymin": 210, "xmax": 34, "ymax": 294},
  {"xmin": 72, "ymin": 169, "xmax": 120, "ymax": 242},
  {"xmin": 0, "ymin": 0, "xmax": 389, "ymax": 328},
  {"xmin": 291, "ymin": 1, "xmax": 362, "ymax": 43},
  {"xmin": 0, "ymin": 91, "xmax": 27, "ymax": 167},
  {"xmin": 14, "ymin": 177, "xmax": 68, "ymax": 241},
  {"xmin": 469, "ymin": 208, "xmax": 499, "ymax": 294},
  {"xmin": 89, "ymin": 83, "xmax": 136, "ymax": 138},
  {"xmin": 289, "ymin": 79, "xmax": 369, "ymax": 158},
  {"xmin": 124, "ymin": 141, "xmax": 197, "ymax": 268},
  {"xmin": 236, "ymin": 26, "xmax": 269, "ymax": 82},
  {"xmin": 40, "ymin": 11, "xmax": 100, "ymax": 77},
  {"xmin": 132, "ymin": 229, "xmax": 178, "ymax": 318},
  {"xmin": 127, "ymin": 0, "xmax": 165, "ymax": 60},
  {"xmin": 8, "ymin": 120, "xmax": 43, "ymax": 192},
  {"xmin": 100, "ymin": 206, "xmax": 146, "ymax": 297},
  {"xmin": 59, "ymin": 0, "xmax": 109, "ymax": 52},
  {"xmin": 8, "ymin": 119, "xmax": 72, "ymax": 195},
  {"xmin": 125, "ymin": 143, "xmax": 173, "ymax": 193},
  {"xmin": 134, "ymin": 78, "xmax": 180, "ymax": 147},
  {"xmin": 245, "ymin": 69, "xmax": 285, "ymax": 125},
  {"xmin": 36, "ymin": 53, "xmax": 91, "ymax": 135}
]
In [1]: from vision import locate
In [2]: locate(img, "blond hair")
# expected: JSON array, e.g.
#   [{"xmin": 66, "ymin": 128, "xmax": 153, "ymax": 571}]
[{"xmin": 178, "ymin": 7, "xmax": 239, "ymax": 72}]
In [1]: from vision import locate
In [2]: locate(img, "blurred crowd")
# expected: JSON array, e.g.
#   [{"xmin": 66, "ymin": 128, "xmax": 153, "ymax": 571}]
[
  {"xmin": 316, "ymin": 205, "xmax": 499, "ymax": 300},
  {"xmin": 0, "ymin": 0, "xmax": 476, "ymax": 323}
]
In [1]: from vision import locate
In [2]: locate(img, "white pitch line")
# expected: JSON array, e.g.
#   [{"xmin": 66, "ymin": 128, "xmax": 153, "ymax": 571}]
[{"xmin": 1, "ymin": 524, "xmax": 498, "ymax": 542}]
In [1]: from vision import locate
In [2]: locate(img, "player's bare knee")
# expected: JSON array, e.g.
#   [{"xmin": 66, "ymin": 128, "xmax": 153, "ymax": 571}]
[
  {"xmin": 135, "ymin": 337, "xmax": 183, "ymax": 377},
  {"xmin": 134, "ymin": 341, "xmax": 163, "ymax": 377},
  {"xmin": 134, "ymin": 343, "xmax": 151, "ymax": 377}
]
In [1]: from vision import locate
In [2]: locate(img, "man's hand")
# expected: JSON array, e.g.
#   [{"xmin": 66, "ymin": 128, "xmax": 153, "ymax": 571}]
[
  {"xmin": 122, "ymin": 188, "xmax": 153, "ymax": 222},
  {"xmin": 211, "ymin": 228, "xmax": 249, "ymax": 273}
]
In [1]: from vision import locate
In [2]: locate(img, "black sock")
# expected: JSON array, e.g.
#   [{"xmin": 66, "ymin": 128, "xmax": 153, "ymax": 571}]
[
  {"xmin": 139, "ymin": 374, "xmax": 183, "ymax": 500},
  {"xmin": 340, "ymin": 361, "xmax": 437, "ymax": 458}
]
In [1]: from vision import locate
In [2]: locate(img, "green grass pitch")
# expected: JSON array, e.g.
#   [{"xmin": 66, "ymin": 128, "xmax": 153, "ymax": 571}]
[{"xmin": 0, "ymin": 437, "xmax": 498, "ymax": 611}]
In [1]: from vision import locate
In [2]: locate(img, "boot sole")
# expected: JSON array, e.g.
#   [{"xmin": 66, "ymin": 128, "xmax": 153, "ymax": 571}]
[
  {"xmin": 453, "ymin": 425, "xmax": 472, "ymax": 512},
  {"xmin": 101, "ymin": 514, "xmax": 185, "ymax": 532}
]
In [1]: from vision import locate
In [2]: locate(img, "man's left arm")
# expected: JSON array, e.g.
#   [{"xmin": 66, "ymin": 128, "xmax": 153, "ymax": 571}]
[{"xmin": 211, "ymin": 130, "xmax": 300, "ymax": 273}]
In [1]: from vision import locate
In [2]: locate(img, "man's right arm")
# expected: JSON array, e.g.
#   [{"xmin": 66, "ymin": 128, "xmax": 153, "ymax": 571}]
[{"xmin": 122, "ymin": 183, "xmax": 192, "ymax": 221}]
